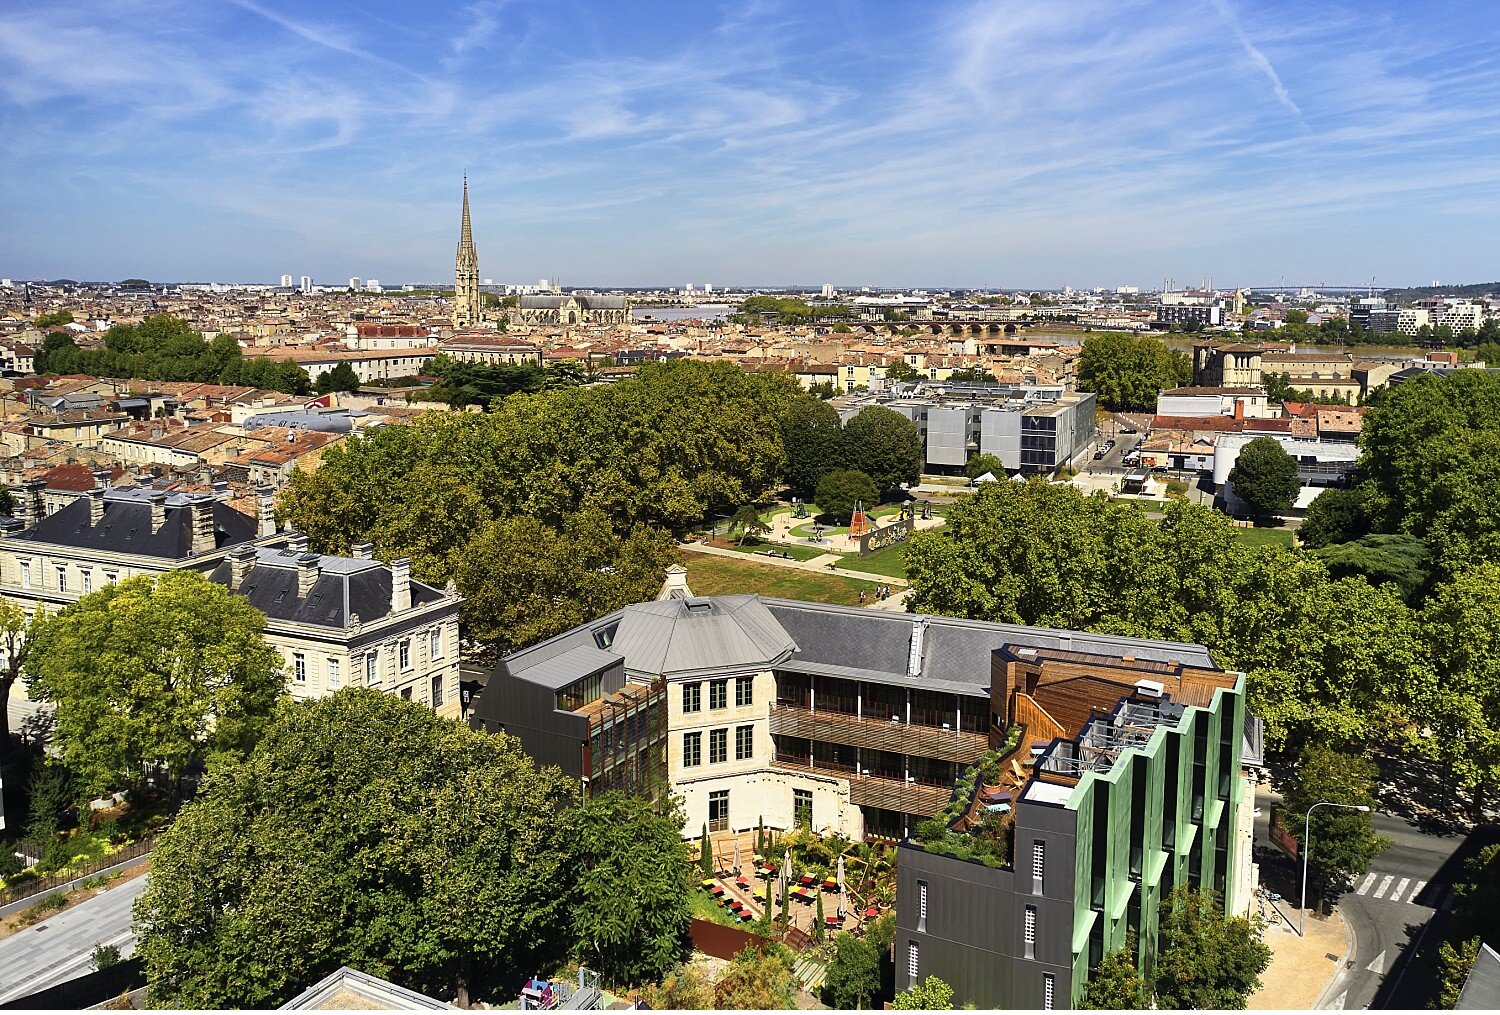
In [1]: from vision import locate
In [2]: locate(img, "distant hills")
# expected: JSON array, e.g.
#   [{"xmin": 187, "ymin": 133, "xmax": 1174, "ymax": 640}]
[{"xmin": 1383, "ymin": 282, "xmax": 1500, "ymax": 300}]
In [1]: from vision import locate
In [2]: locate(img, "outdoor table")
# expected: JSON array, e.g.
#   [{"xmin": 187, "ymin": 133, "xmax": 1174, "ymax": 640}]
[
  {"xmin": 710, "ymin": 884, "xmax": 725, "ymax": 896},
  {"xmin": 822, "ymin": 879, "xmax": 838, "ymax": 892},
  {"xmin": 700, "ymin": 879, "xmax": 716, "ymax": 889},
  {"xmin": 752, "ymin": 886, "xmax": 766, "ymax": 899},
  {"xmin": 799, "ymin": 874, "xmax": 815, "ymax": 886},
  {"xmin": 824, "ymin": 915, "xmax": 840, "ymax": 927},
  {"xmin": 736, "ymin": 876, "xmax": 750, "ymax": 888},
  {"xmin": 864, "ymin": 905, "xmax": 879, "ymax": 919}
]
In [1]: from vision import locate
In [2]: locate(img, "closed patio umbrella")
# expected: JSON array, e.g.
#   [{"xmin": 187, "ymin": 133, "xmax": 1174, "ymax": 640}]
[{"xmin": 836, "ymin": 855, "xmax": 847, "ymax": 920}]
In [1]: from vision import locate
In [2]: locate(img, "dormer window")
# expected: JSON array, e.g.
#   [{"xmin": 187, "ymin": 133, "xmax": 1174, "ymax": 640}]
[{"xmin": 274, "ymin": 590, "xmax": 287, "ymax": 603}]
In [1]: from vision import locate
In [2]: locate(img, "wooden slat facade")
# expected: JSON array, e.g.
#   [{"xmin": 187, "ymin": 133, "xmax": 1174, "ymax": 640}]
[
  {"xmin": 768, "ymin": 703, "xmax": 989, "ymax": 765},
  {"xmin": 770, "ymin": 759, "xmax": 954, "ymax": 816}
]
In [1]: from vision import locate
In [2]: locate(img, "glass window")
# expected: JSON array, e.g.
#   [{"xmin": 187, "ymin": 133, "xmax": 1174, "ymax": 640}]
[
  {"xmin": 55, "ymin": 566, "xmax": 67, "ymax": 592},
  {"xmin": 431, "ymin": 674, "xmax": 444, "ymax": 707},
  {"xmin": 1043, "ymin": 973, "xmax": 1055, "ymax": 1011},
  {"xmin": 735, "ymin": 676, "xmax": 753, "ymax": 707},
  {"xmin": 1033, "ymin": 841, "xmax": 1045, "ymax": 894},
  {"xmin": 430, "ymin": 628, "xmax": 442, "ymax": 659},
  {"xmin": 399, "ymin": 639, "xmax": 412, "ymax": 671},
  {"xmin": 683, "ymin": 732, "xmax": 701, "ymax": 767},
  {"xmin": 19, "ymin": 561, "xmax": 29, "ymax": 590},
  {"xmin": 682, "ymin": 682, "xmax": 701, "ymax": 713},
  {"xmin": 709, "ymin": 679, "xmax": 728, "ymax": 710},
  {"xmin": 293, "ymin": 652, "xmax": 306, "ymax": 683},
  {"xmin": 401, "ymin": 686, "xmax": 412, "ymax": 701},
  {"xmin": 1024, "ymin": 905, "xmax": 1037, "ymax": 959},
  {"xmin": 708, "ymin": 790, "xmax": 729, "ymax": 832},
  {"xmin": 366, "ymin": 651, "xmax": 379, "ymax": 686},
  {"xmin": 327, "ymin": 657, "xmax": 340, "ymax": 688},
  {"xmin": 709, "ymin": 728, "xmax": 727, "ymax": 764},
  {"xmin": 81, "ymin": 570, "xmax": 92, "ymax": 595},
  {"xmin": 907, "ymin": 941, "xmax": 919, "ymax": 984},
  {"xmin": 735, "ymin": 724, "xmax": 753, "ymax": 760},
  {"xmin": 104, "ymin": 570, "xmax": 117, "ymax": 585},
  {"xmin": 918, "ymin": 880, "xmax": 928, "ymax": 932},
  {"xmin": 794, "ymin": 788, "xmax": 812, "ymax": 829}
]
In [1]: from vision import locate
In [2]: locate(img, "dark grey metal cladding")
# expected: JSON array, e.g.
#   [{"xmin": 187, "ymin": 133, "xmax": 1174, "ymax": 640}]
[
  {"xmin": 468, "ymin": 656, "xmax": 624, "ymax": 781},
  {"xmin": 898, "ymin": 798, "xmax": 1080, "ymax": 1009}
]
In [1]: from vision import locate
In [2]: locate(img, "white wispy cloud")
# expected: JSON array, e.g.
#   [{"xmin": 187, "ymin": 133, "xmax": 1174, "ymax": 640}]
[{"xmin": 1208, "ymin": 0, "xmax": 1307, "ymax": 127}]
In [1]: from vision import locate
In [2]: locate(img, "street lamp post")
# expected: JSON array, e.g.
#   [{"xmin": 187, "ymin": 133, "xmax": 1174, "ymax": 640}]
[{"xmin": 1299, "ymin": 800, "xmax": 1372, "ymax": 936}]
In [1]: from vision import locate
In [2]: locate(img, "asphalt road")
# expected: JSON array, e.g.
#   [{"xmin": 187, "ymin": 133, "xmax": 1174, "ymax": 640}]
[
  {"xmin": 1252, "ymin": 792, "xmax": 1481, "ymax": 1010},
  {"xmin": 0, "ymin": 873, "xmax": 146, "ymax": 1004}
]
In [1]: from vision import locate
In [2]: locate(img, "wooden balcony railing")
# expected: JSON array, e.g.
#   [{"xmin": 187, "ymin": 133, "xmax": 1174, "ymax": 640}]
[
  {"xmin": 769, "ymin": 703, "xmax": 988, "ymax": 765},
  {"xmin": 770, "ymin": 757, "xmax": 953, "ymax": 816}
]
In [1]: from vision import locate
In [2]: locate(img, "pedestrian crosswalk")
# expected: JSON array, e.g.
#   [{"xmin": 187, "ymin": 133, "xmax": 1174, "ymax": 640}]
[{"xmin": 1352, "ymin": 872, "xmax": 1431, "ymax": 905}]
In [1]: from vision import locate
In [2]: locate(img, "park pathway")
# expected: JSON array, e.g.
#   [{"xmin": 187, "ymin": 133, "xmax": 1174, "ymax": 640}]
[{"xmin": 683, "ymin": 541, "xmax": 910, "ymax": 589}]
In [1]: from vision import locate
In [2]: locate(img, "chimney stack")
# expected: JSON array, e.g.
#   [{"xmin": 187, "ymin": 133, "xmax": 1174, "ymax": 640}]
[
  {"xmin": 257, "ymin": 486, "xmax": 277, "ymax": 539},
  {"xmin": 212, "ymin": 480, "xmax": 229, "ymax": 501},
  {"xmin": 0, "ymin": 518, "xmax": 22, "ymax": 539},
  {"xmin": 391, "ymin": 556, "xmax": 411, "ymax": 613},
  {"xmin": 351, "ymin": 540, "xmax": 374, "ymax": 559},
  {"xmin": 20, "ymin": 479, "xmax": 46, "ymax": 528},
  {"xmin": 228, "ymin": 544, "xmax": 255, "ymax": 590},
  {"xmin": 88, "ymin": 486, "xmax": 106, "ymax": 527},
  {"xmin": 296, "ymin": 552, "xmax": 321, "ymax": 598},
  {"xmin": 189, "ymin": 494, "xmax": 215, "ymax": 553},
  {"xmin": 287, "ymin": 532, "xmax": 309, "ymax": 553},
  {"xmin": 148, "ymin": 491, "xmax": 168, "ymax": 533},
  {"xmin": 92, "ymin": 468, "xmax": 112, "ymax": 490}
]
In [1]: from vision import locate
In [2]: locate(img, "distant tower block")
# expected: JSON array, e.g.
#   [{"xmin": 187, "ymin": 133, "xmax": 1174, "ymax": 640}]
[{"xmin": 453, "ymin": 176, "xmax": 482, "ymax": 328}]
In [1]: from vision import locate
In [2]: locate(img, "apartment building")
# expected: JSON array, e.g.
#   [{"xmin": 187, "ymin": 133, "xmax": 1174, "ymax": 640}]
[
  {"xmin": 469, "ymin": 586, "xmax": 1248, "ymax": 851},
  {"xmin": 897, "ymin": 646, "xmax": 1250, "ymax": 1009},
  {"xmin": 0, "ymin": 483, "xmax": 461, "ymax": 715},
  {"xmin": 839, "ymin": 386, "xmax": 1094, "ymax": 474},
  {"xmin": 212, "ymin": 539, "xmax": 461, "ymax": 719}
]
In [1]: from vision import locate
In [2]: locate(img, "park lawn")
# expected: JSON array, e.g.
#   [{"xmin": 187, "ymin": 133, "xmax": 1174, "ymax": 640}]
[
  {"xmin": 717, "ymin": 538, "xmax": 827, "ymax": 562},
  {"xmin": 839, "ymin": 542, "xmax": 910, "ymax": 579},
  {"xmin": 1231, "ymin": 526, "xmax": 1295, "ymax": 550},
  {"xmin": 680, "ymin": 551, "xmax": 875, "ymax": 605}
]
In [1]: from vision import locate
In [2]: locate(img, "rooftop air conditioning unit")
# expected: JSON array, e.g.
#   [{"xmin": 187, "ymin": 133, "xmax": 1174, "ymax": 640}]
[{"xmin": 1135, "ymin": 678, "xmax": 1165, "ymax": 699}]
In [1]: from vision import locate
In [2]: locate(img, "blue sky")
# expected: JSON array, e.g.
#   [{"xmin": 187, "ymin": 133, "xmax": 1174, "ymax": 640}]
[{"xmin": 3, "ymin": 0, "xmax": 1500, "ymax": 288}]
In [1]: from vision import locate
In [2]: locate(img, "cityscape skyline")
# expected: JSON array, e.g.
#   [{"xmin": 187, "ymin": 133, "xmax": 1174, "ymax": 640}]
[{"xmin": 4, "ymin": 0, "xmax": 1500, "ymax": 287}]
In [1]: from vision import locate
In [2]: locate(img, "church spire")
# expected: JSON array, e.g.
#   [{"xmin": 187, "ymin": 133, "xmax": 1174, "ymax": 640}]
[
  {"xmin": 453, "ymin": 175, "xmax": 481, "ymax": 329},
  {"xmin": 459, "ymin": 174, "xmax": 475, "ymax": 254}
]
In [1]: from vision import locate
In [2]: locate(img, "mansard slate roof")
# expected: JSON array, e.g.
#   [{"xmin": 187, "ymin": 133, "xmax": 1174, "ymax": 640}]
[
  {"xmin": 764, "ymin": 599, "xmax": 1217, "ymax": 696},
  {"xmin": 501, "ymin": 593, "xmax": 1218, "ymax": 696},
  {"xmin": 9, "ymin": 487, "xmax": 255, "ymax": 558},
  {"xmin": 206, "ymin": 547, "xmax": 447, "ymax": 630}
]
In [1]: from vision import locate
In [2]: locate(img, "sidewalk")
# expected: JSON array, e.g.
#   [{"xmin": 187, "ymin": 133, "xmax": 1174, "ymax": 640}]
[{"xmin": 1247, "ymin": 907, "xmax": 1348, "ymax": 1010}]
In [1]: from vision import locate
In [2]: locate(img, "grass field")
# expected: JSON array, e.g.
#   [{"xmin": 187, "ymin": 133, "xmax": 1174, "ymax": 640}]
[
  {"xmin": 680, "ymin": 550, "xmax": 876, "ymax": 604},
  {"xmin": 841, "ymin": 542, "xmax": 911, "ymax": 579},
  {"xmin": 709, "ymin": 538, "xmax": 828, "ymax": 561},
  {"xmin": 1230, "ymin": 526, "xmax": 1295, "ymax": 550}
]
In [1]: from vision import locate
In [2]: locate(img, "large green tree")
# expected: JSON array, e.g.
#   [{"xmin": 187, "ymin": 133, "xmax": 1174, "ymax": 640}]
[
  {"xmin": 1420, "ymin": 565, "xmax": 1500, "ymax": 805},
  {"xmin": 841, "ymin": 406, "xmax": 922, "ymax": 494},
  {"xmin": 133, "ymin": 689, "xmax": 579, "ymax": 1008},
  {"xmin": 1150, "ymin": 887, "xmax": 1271, "ymax": 1010},
  {"xmin": 815, "ymin": 469, "xmax": 880, "ymax": 526},
  {"xmin": 25, "ymin": 571, "xmax": 285, "ymax": 797},
  {"xmin": 567, "ymin": 792, "xmax": 691, "ymax": 987},
  {"xmin": 1227, "ymin": 437, "xmax": 1300, "ymax": 518},
  {"xmin": 0, "ymin": 598, "xmax": 46, "ymax": 754},
  {"xmin": 1298, "ymin": 487, "xmax": 1375, "ymax": 549},
  {"xmin": 822, "ymin": 934, "xmax": 882, "ymax": 1009},
  {"xmin": 1281, "ymin": 745, "xmax": 1389, "ymax": 902},
  {"xmin": 453, "ymin": 511, "xmax": 676, "ymax": 651},
  {"xmin": 313, "ymin": 362, "xmax": 361, "ymax": 394},
  {"xmin": 1076, "ymin": 333, "xmax": 1191, "ymax": 411},
  {"xmin": 780, "ymin": 395, "xmax": 845, "ymax": 495},
  {"xmin": 893, "ymin": 975, "xmax": 954, "ymax": 1010},
  {"xmin": 714, "ymin": 945, "xmax": 799, "ymax": 1010},
  {"xmin": 1083, "ymin": 935, "xmax": 1149, "ymax": 1009}
]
